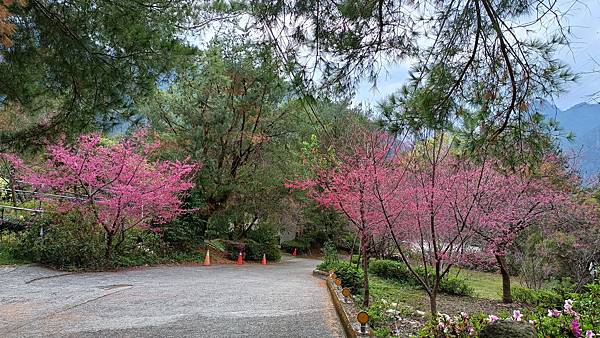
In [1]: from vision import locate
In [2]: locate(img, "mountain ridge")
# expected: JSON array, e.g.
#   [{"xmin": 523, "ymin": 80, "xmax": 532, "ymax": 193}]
[{"xmin": 537, "ymin": 100, "xmax": 600, "ymax": 177}]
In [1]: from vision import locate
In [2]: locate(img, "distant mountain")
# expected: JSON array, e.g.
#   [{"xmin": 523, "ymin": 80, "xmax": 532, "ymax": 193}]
[{"xmin": 537, "ymin": 100, "xmax": 600, "ymax": 177}]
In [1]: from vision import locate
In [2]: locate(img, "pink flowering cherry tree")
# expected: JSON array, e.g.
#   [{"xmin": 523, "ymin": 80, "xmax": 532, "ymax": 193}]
[
  {"xmin": 470, "ymin": 161, "xmax": 584, "ymax": 303},
  {"xmin": 6, "ymin": 131, "xmax": 197, "ymax": 259},
  {"xmin": 286, "ymin": 131, "xmax": 400, "ymax": 306},
  {"xmin": 379, "ymin": 143, "xmax": 489, "ymax": 316}
]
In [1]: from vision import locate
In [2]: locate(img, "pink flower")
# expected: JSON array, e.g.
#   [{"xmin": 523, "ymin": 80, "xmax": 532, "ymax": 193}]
[
  {"xmin": 563, "ymin": 299, "xmax": 579, "ymax": 317},
  {"xmin": 571, "ymin": 320, "xmax": 582, "ymax": 338},
  {"xmin": 547, "ymin": 309, "xmax": 562, "ymax": 317},
  {"xmin": 488, "ymin": 315, "xmax": 499, "ymax": 323},
  {"xmin": 586, "ymin": 330, "xmax": 595, "ymax": 338},
  {"xmin": 512, "ymin": 310, "xmax": 522, "ymax": 321},
  {"xmin": 467, "ymin": 326, "xmax": 475, "ymax": 335},
  {"xmin": 564, "ymin": 299, "xmax": 574, "ymax": 311}
]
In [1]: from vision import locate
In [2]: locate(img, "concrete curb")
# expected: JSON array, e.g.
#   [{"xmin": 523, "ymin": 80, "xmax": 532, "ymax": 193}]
[{"xmin": 314, "ymin": 269, "xmax": 370, "ymax": 338}]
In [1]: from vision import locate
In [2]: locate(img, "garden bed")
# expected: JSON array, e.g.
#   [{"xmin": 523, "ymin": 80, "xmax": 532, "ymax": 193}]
[{"xmin": 358, "ymin": 276, "xmax": 527, "ymax": 337}]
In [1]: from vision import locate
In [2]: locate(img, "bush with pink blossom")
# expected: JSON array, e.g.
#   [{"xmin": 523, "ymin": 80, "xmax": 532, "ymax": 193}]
[{"xmin": 419, "ymin": 283, "xmax": 599, "ymax": 337}]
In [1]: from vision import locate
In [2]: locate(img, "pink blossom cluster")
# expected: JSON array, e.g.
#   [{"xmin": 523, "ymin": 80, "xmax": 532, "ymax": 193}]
[
  {"xmin": 3, "ymin": 131, "xmax": 198, "ymax": 235},
  {"xmin": 287, "ymin": 130, "xmax": 573, "ymax": 269}
]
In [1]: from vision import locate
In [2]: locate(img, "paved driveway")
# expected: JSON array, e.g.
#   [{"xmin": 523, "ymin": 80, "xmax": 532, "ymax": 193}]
[{"xmin": 0, "ymin": 257, "xmax": 343, "ymax": 337}]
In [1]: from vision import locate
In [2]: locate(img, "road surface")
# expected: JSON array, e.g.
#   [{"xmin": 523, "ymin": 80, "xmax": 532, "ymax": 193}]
[{"xmin": 0, "ymin": 257, "xmax": 343, "ymax": 337}]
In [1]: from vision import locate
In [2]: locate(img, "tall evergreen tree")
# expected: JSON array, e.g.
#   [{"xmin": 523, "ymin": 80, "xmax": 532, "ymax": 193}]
[{"xmin": 0, "ymin": 0, "xmax": 198, "ymax": 150}]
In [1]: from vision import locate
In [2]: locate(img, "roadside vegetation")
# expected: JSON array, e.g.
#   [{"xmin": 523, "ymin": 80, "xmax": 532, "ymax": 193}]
[{"xmin": 1, "ymin": 1, "xmax": 599, "ymax": 337}]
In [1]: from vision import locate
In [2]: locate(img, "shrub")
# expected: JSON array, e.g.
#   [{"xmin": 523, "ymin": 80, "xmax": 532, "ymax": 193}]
[
  {"xmin": 112, "ymin": 228, "xmax": 164, "ymax": 267},
  {"xmin": 321, "ymin": 240, "xmax": 338, "ymax": 265},
  {"xmin": 281, "ymin": 238, "xmax": 310, "ymax": 254},
  {"xmin": 421, "ymin": 283, "xmax": 600, "ymax": 337},
  {"xmin": 369, "ymin": 259, "xmax": 473, "ymax": 296},
  {"xmin": 318, "ymin": 261, "xmax": 364, "ymax": 294},
  {"xmin": 369, "ymin": 259, "xmax": 414, "ymax": 284},
  {"xmin": 335, "ymin": 233, "xmax": 356, "ymax": 253},
  {"xmin": 245, "ymin": 239, "xmax": 281, "ymax": 261},
  {"xmin": 420, "ymin": 312, "xmax": 488, "ymax": 337},
  {"xmin": 519, "ymin": 290, "xmax": 599, "ymax": 337},
  {"xmin": 512, "ymin": 286, "xmax": 567, "ymax": 309},
  {"xmin": 223, "ymin": 240, "xmax": 246, "ymax": 260},
  {"xmin": 160, "ymin": 214, "xmax": 204, "ymax": 253},
  {"xmin": 13, "ymin": 210, "xmax": 108, "ymax": 270},
  {"xmin": 438, "ymin": 276, "xmax": 475, "ymax": 297},
  {"xmin": 246, "ymin": 225, "xmax": 281, "ymax": 261},
  {"xmin": 222, "ymin": 225, "xmax": 282, "ymax": 262}
]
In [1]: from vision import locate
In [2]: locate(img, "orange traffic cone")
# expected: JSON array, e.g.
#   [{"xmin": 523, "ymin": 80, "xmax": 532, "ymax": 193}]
[
  {"xmin": 237, "ymin": 251, "xmax": 244, "ymax": 265},
  {"xmin": 203, "ymin": 250, "xmax": 211, "ymax": 266},
  {"xmin": 261, "ymin": 253, "xmax": 267, "ymax": 265},
  {"xmin": 292, "ymin": 248, "xmax": 297, "ymax": 256}
]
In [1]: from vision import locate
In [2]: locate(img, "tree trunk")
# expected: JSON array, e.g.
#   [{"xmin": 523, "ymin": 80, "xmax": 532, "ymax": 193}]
[
  {"xmin": 105, "ymin": 233, "xmax": 114, "ymax": 260},
  {"xmin": 9, "ymin": 177, "xmax": 17, "ymax": 207},
  {"xmin": 362, "ymin": 250, "xmax": 370, "ymax": 307},
  {"xmin": 348, "ymin": 235, "xmax": 356, "ymax": 263},
  {"xmin": 496, "ymin": 254, "xmax": 513, "ymax": 303},
  {"xmin": 429, "ymin": 291, "xmax": 437, "ymax": 316}
]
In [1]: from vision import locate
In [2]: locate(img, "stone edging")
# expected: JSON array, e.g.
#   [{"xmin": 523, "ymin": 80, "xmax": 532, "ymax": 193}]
[{"xmin": 313, "ymin": 269, "xmax": 370, "ymax": 338}]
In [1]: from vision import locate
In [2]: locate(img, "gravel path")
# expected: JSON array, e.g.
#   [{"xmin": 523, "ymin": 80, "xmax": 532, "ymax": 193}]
[{"xmin": 0, "ymin": 257, "xmax": 343, "ymax": 337}]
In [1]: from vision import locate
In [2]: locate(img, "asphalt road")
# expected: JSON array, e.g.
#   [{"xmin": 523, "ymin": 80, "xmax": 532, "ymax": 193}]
[{"xmin": 0, "ymin": 257, "xmax": 344, "ymax": 338}]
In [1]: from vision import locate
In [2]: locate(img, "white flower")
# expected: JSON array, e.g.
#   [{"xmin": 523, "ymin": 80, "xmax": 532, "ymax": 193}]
[{"xmin": 386, "ymin": 309, "xmax": 400, "ymax": 316}]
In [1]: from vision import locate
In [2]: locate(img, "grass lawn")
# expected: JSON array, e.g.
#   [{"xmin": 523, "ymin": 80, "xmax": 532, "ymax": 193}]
[
  {"xmin": 452, "ymin": 268, "xmax": 521, "ymax": 300},
  {"xmin": 450, "ymin": 269, "xmax": 520, "ymax": 301}
]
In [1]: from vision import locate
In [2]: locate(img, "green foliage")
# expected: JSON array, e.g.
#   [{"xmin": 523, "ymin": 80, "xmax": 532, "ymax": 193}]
[
  {"xmin": 420, "ymin": 283, "xmax": 600, "ymax": 337},
  {"xmin": 365, "ymin": 298, "xmax": 413, "ymax": 334},
  {"xmin": 11, "ymin": 210, "xmax": 204, "ymax": 270},
  {"xmin": 112, "ymin": 229, "xmax": 164, "ymax": 267},
  {"xmin": 318, "ymin": 261, "xmax": 364, "ymax": 294},
  {"xmin": 524, "ymin": 285, "xmax": 600, "ymax": 337},
  {"xmin": 371, "ymin": 327, "xmax": 392, "ymax": 338},
  {"xmin": 369, "ymin": 259, "xmax": 415, "ymax": 284},
  {"xmin": 574, "ymin": 283, "xmax": 600, "ymax": 331},
  {"xmin": 420, "ymin": 312, "xmax": 489, "ymax": 337},
  {"xmin": 510, "ymin": 288, "xmax": 558, "ymax": 308},
  {"xmin": 1, "ymin": 0, "xmax": 197, "ymax": 149},
  {"xmin": 222, "ymin": 225, "xmax": 281, "ymax": 262},
  {"xmin": 142, "ymin": 36, "xmax": 297, "ymax": 240},
  {"xmin": 160, "ymin": 216, "xmax": 205, "ymax": 254},
  {"xmin": 369, "ymin": 259, "xmax": 474, "ymax": 296},
  {"xmin": 13, "ymin": 211, "xmax": 107, "ymax": 270},
  {"xmin": 281, "ymin": 239, "xmax": 310, "ymax": 254},
  {"xmin": 287, "ymin": 205, "xmax": 352, "ymax": 254},
  {"xmin": 245, "ymin": 225, "xmax": 281, "ymax": 261},
  {"xmin": 321, "ymin": 240, "xmax": 338, "ymax": 265},
  {"xmin": 0, "ymin": 234, "xmax": 28, "ymax": 265},
  {"xmin": 438, "ymin": 276, "xmax": 475, "ymax": 297},
  {"xmin": 223, "ymin": 240, "xmax": 246, "ymax": 260}
]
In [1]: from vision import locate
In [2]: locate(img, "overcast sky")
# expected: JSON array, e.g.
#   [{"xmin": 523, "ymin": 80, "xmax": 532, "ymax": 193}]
[{"xmin": 354, "ymin": 0, "xmax": 600, "ymax": 111}]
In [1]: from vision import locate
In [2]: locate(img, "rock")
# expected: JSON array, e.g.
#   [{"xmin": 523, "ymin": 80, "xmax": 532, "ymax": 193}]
[{"xmin": 480, "ymin": 320, "xmax": 536, "ymax": 338}]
